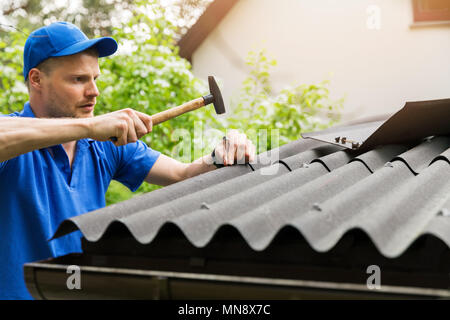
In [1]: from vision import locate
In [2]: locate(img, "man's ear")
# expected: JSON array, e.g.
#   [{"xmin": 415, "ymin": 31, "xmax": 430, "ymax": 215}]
[{"xmin": 28, "ymin": 68, "xmax": 43, "ymax": 90}]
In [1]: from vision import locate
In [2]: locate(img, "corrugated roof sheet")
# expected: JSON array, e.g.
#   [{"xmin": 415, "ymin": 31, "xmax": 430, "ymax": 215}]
[{"xmin": 53, "ymin": 122, "xmax": 450, "ymax": 260}]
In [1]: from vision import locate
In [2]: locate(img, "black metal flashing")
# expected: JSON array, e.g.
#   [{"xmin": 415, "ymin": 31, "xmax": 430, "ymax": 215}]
[{"xmin": 302, "ymin": 98, "xmax": 450, "ymax": 151}]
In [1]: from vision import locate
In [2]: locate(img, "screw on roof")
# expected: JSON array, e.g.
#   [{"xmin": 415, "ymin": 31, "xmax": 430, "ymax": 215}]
[
  {"xmin": 385, "ymin": 162, "xmax": 394, "ymax": 168},
  {"xmin": 200, "ymin": 202, "xmax": 210, "ymax": 210},
  {"xmin": 338, "ymin": 137, "xmax": 360, "ymax": 149}
]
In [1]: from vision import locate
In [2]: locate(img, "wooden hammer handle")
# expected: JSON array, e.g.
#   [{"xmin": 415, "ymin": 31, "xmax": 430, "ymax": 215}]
[
  {"xmin": 151, "ymin": 97, "xmax": 205, "ymax": 125},
  {"xmin": 109, "ymin": 97, "xmax": 206, "ymax": 142}
]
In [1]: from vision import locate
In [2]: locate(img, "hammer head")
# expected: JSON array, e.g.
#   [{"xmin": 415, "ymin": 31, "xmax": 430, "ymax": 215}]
[{"xmin": 208, "ymin": 76, "xmax": 226, "ymax": 115}]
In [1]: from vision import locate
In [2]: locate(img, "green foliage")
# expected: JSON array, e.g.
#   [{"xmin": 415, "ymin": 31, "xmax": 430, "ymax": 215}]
[
  {"xmin": 104, "ymin": 180, "xmax": 134, "ymax": 205},
  {"xmin": 226, "ymin": 49, "xmax": 343, "ymax": 151},
  {"xmin": 1, "ymin": 0, "xmax": 212, "ymax": 39},
  {"xmin": 0, "ymin": 28, "xmax": 28, "ymax": 114},
  {"xmin": 1, "ymin": 0, "xmax": 136, "ymax": 38},
  {"xmin": 97, "ymin": 3, "xmax": 206, "ymax": 150}
]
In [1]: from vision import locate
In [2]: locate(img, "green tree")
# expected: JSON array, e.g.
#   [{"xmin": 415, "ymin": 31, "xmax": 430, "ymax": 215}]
[
  {"xmin": 0, "ymin": 0, "xmax": 214, "ymax": 39},
  {"xmin": 170, "ymin": 0, "xmax": 213, "ymax": 37},
  {"xmin": 0, "ymin": 27, "xmax": 28, "ymax": 115},
  {"xmin": 1, "ymin": 0, "xmax": 136, "ymax": 38}
]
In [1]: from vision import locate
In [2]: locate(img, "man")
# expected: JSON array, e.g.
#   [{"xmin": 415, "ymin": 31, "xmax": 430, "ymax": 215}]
[{"xmin": 0, "ymin": 22, "xmax": 255, "ymax": 299}]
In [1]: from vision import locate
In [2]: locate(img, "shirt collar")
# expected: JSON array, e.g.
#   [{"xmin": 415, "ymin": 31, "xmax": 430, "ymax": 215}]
[{"xmin": 20, "ymin": 102, "xmax": 36, "ymax": 118}]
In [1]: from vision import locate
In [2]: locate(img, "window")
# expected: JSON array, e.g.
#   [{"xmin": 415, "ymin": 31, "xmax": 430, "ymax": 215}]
[{"xmin": 412, "ymin": 0, "xmax": 450, "ymax": 22}]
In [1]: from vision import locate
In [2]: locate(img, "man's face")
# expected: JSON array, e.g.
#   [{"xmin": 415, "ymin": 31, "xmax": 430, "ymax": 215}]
[{"xmin": 39, "ymin": 52, "xmax": 100, "ymax": 118}]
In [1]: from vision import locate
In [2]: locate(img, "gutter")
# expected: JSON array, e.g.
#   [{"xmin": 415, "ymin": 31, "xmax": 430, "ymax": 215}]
[{"xmin": 24, "ymin": 261, "xmax": 450, "ymax": 300}]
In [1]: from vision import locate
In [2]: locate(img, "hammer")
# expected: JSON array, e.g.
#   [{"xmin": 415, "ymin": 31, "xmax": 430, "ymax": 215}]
[{"xmin": 110, "ymin": 76, "xmax": 225, "ymax": 142}]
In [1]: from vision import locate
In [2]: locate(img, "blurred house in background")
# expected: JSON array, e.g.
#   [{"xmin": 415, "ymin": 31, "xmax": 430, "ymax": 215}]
[{"xmin": 178, "ymin": 0, "xmax": 450, "ymax": 122}]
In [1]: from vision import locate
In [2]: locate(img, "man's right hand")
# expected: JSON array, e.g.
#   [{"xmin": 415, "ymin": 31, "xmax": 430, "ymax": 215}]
[
  {"xmin": 0, "ymin": 108, "xmax": 153, "ymax": 162},
  {"xmin": 86, "ymin": 108, "xmax": 153, "ymax": 146}
]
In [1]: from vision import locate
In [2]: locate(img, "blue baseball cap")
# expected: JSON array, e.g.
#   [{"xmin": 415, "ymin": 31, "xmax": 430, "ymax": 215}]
[{"xmin": 23, "ymin": 21, "xmax": 118, "ymax": 80}]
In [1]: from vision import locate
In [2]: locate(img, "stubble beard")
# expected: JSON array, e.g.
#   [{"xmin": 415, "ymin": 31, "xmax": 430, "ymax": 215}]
[{"xmin": 44, "ymin": 86, "xmax": 93, "ymax": 119}]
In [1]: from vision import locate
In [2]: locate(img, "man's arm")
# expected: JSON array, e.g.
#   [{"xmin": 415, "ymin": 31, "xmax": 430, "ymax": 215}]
[
  {"xmin": 0, "ymin": 117, "xmax": 90, "ymax": 162},
  {"xmin": 145, "ymin": 130, "xmax": 256, "ymax": 186},
  {"xmin": 144, "ymin": 153, "xmax": 216, "ymax": 186},
  {"xmin": 0, "ymin": 108, "xmax": 152, "ymax": 162}
]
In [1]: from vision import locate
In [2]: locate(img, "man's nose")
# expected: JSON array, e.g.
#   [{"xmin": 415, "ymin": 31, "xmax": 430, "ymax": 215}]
[{"xmin": 86, "ymin": 80, "xmax": 99, "ymax": 97}]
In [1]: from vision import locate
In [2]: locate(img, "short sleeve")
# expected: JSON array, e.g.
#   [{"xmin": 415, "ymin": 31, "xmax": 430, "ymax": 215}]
[{"xmin": 108, "ymin": 140, "xmax": 160, "ymax": 192}]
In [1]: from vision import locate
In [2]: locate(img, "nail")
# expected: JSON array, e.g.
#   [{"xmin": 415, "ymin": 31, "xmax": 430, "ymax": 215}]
[{"xmin": 200, "ymin": 202, "xmax": 210, "ymax": 210}]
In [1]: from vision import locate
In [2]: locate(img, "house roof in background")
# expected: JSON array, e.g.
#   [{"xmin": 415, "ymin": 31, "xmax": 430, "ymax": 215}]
[
  {"xmin": 54, "ymin": 123, "xmax": 450, "ymax": 260},
  {"xmin": 177, "ymin": 0, "xmax": 238, "ymax": 62}
]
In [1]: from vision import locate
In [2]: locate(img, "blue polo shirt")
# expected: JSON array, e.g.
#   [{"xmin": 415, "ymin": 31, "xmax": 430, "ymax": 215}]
[{"xmin": 0, "ymin": 102, "xmax": 160, "ymax": 299}]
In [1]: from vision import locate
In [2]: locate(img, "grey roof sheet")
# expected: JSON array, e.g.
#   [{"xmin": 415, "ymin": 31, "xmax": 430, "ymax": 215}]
[{"xmin": 53, "ymin": 124, "xmax": 450, "ymax": 259}]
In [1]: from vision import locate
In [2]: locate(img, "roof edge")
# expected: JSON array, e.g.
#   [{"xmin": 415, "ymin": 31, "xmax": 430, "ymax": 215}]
[{"xmin": 177, "ymin": 0, "xmax": 239, "ymax": 62}]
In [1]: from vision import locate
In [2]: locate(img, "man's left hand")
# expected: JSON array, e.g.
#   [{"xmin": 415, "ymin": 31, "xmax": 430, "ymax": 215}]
[{"xmin": 212, "ymin": 130, "xmax": 256, "ymax": 166}]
